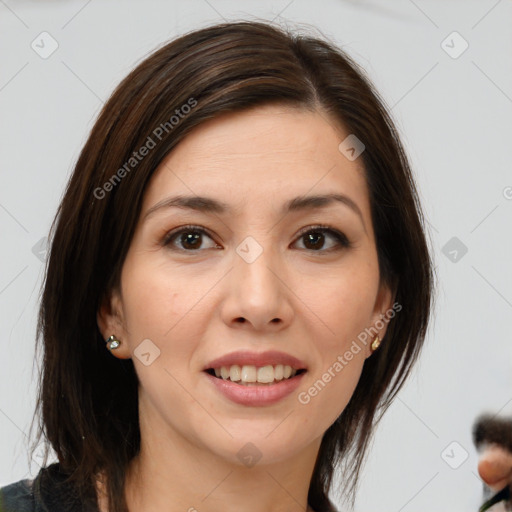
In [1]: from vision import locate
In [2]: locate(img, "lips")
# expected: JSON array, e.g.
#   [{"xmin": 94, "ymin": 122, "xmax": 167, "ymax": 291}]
[
  {"xmin": 202, "ymin": 350, "xmax": 308, "ymax": 405},
  {"xmin": 203, "ymin": 349, "xmax": 308, "ymax": 372},
  {"xmin": 204, "ymin": 368, "xmax": 306, "ymax": 406}
]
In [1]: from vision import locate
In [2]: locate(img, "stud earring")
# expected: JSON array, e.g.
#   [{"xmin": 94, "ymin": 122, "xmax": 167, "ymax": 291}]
[
  {"xmin": 106, "ymin": 335, "xmax": 121, "ymax": 351},
  {"xmin": 370, "ymin": 335, "xmax": 381, "ymax": 353}
]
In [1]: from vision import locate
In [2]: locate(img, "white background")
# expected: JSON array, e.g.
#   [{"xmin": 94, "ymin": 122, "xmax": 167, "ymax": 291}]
[{"xmin": 1, "ymin": 1, "xmax": 511, "ymax": 511}]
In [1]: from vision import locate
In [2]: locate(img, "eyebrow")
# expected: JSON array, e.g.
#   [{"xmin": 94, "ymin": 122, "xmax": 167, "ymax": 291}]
[{"xmin": 143, "ymin": 193, "xmax": 365, "ymax": 227}]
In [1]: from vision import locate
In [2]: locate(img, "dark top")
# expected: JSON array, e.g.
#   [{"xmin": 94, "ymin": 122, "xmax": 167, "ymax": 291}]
[
  {"xmin": 479, "ymin": 485, "xmax": 511, "ymax": 512},
  {"xmin": 0, "ymin": 463, "xmax": 99, "ymax": 512},
  {"xmin": 3, "ymin": 464, "xmax": 510, "ymax": 512}
]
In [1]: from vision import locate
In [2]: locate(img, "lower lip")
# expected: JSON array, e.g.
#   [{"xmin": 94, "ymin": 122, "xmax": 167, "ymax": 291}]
[{"xmin": 204, "ymin": 371, "xmax": 306, "ymax": 406}]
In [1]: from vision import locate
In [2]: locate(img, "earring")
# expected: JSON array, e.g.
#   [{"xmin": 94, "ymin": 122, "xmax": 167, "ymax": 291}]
[
  {"xmin": 106, "ymin": 335, "xmax": 121, "ymax": 351},
  {"xmin": 370, "ymin": 335, "xmax": 381, "ymax": 353}
]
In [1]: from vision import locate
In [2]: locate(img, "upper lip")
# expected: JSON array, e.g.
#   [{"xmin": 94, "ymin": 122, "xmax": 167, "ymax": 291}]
[{"xmin": 204, "ymin": 350, "xmax": 308, "ymax": 371}]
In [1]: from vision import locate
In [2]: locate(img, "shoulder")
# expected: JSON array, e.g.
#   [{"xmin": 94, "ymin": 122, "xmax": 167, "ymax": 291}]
[
  {"xmin": 0, "ymin": 463, "xmax": 97, "ymax": 512},
  {"xmin": 0, "ymin": 475, "xmax": 37, "ymax": 511}
]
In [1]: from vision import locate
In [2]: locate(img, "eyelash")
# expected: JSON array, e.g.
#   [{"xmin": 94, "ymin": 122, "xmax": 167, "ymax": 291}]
[{"xmin": 161, "ymin": 224, "xmax": 352, "ymax": 254}]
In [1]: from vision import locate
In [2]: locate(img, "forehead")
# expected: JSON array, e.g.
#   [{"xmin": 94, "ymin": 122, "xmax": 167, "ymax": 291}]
[{"xmin": 142, "ymin": 104, "xmax": 369, "ymax": 219}]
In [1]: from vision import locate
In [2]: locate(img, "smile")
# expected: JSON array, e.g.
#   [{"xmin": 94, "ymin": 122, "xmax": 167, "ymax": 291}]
[
  {"xmin": 204, "ymin": 367, "xmax": 307, "ymax": 406},
  {"xmin": 206, "ymin": 364, "xmax": 306, "ymax": 385}
]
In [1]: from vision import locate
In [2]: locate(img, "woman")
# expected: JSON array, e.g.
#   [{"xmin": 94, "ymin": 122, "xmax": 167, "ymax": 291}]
[{"xmin": 0, "ymin": 20, "xmax": 434, "ymax": 512}]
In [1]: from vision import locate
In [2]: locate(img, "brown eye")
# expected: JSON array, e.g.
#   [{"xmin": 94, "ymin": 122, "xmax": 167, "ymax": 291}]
[
  {"xmin": 294, "ymin": 226, "xmax": 351, "ymax": 252},
  {"xmin": 163, "ymin": 225, "xmax": 219, "ymax": 252},
  {"xmin": 162, "ymin": 224, "xmax": 351, "ymax": 254}
]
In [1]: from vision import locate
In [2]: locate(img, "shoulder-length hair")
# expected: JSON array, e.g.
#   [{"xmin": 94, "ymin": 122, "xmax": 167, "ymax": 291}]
[{"xmin": 30, "ymin": 20, "xmax": 435, "ymax": 512}]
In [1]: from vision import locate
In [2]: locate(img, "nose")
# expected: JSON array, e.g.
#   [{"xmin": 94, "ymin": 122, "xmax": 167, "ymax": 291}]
[{"xmin": 220, "ymin": 241, "xmax": 294, "ymax": 332}]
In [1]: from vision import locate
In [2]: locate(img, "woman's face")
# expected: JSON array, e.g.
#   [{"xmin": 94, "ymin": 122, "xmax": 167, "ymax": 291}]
[{"xmin": 98, "ymin": 104, "xmax": 393, "ymax": 466}]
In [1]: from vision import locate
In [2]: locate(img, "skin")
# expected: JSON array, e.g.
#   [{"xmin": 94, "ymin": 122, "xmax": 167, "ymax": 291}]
[
  {"xmin": 478, "ymin": 444, "xmax": 512, "ymax": 492},
  {"xmin": 97, "ymin": 104, "xmax": 394, "ymax": 512}
]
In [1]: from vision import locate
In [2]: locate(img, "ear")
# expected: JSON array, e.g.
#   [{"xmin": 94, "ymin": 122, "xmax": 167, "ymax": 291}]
[
  {"xmin": 97, "ymin": 287, "xmax": 132, "ymax": 360},
  {"xmin": 364, "ymin": 279, "xmax": 396, "ymax": 359}
]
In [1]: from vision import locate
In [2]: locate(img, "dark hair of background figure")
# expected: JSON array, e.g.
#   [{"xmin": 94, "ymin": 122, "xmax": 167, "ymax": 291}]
[{"xmin": 29, "ymin": 20, "xmax": 436, "ymax": 512}]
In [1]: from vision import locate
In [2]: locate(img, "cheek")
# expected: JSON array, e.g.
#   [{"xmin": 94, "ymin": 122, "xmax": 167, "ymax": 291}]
[
  {"xmin": 297, "ymin": 261, "xmax": 376, "ymax": 420},
  {"xmin": 121, "ymin": 257, "xmax": 198, "ymax": 335},
  {"xmin": 302, "ymin": 262, "xmax": 379, "ymax": 345},
  {"xmin": 297, "ymin": 352, "xmax": 365, "ymax": 434},
  {"xmin": 118, "ymin": 265, "xmax": 199, "ymax": 375}
]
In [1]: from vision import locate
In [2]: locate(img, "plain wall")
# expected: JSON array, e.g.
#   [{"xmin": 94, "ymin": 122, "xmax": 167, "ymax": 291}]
[{"xmin": 1, "ymin": 1, "xmax": 511, "ymax": 511}]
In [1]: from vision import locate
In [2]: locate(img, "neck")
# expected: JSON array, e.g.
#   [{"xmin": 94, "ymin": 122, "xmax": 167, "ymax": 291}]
[
  {"xmin": 119, "ymin": 395, "xmax": 322, "ymax": 512},
  {"xmin": 126, "ymin": 440, "xmax": 314, "ymax": 512}
]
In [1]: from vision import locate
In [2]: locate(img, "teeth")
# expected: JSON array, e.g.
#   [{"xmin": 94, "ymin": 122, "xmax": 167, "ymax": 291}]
[
  {"xmin": 241, "ymin": 365, "xmax": 257, "ymax": 382},
  {"xmin": 229, "ymin": 365, "xmax": 241, "ymax": 382},
  {"xmin": 257, "ymin": 365, "xmax": 274, "ymax": 383},
  {"xmin": 212, "ymin": 364, "xmax": 299, "ymax": 384}
]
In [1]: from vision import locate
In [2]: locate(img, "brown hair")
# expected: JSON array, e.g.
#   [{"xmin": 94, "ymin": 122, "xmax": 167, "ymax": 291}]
[{"xmin": 30, "ymin": 20, "xmax": 435, "ymax": 512}]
